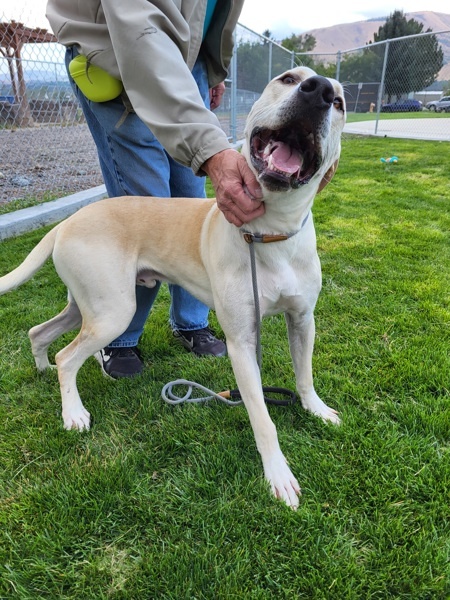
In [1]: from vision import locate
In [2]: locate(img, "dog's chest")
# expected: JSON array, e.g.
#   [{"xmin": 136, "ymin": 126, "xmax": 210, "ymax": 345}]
[{"xmin": 257, "ymin": 260, "xmax": 320, "ymax": 316}]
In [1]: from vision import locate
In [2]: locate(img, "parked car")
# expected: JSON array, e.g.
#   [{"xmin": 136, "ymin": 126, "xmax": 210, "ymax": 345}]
[
  {"xmin": 425, "ymin": 96, "xmax": 450, "ymax": 112},
  {"xmin": 380, "ymin": 99, "xmax": 423, "ymax": 112}
]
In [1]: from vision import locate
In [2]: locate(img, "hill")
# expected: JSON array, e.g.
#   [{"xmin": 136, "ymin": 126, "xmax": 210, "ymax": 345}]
[{"xmin": 302, "ymin": 11, "xmax": 450, "ymax": 79}]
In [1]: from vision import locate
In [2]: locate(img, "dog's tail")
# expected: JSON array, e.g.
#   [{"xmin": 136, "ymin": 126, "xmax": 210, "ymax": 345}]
[{"xmin": 0, "ymin": 224, "xmax": 60, "ymax": 295}]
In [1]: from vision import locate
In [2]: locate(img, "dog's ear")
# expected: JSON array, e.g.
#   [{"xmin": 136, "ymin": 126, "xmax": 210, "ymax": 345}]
[{"xmin": 318, "ymin": 159, "xmax": 339, "ymax": 193}]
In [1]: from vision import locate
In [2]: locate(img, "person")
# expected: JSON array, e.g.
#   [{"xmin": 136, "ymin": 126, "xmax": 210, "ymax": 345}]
[{"xmin": 45, "ymin": 0, "xmax": 264, "ymax": 379}]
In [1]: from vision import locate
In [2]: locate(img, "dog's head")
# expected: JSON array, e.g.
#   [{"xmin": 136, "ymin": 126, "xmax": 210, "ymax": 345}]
[{"xmin": 242, "ymin": 67, "xmax": 346, "ymax": 194}]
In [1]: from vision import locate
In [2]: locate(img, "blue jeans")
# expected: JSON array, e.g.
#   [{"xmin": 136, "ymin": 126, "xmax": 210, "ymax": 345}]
[{"xmin": 65, "ymin": 47, "xmax": 211, "ymax": 347}]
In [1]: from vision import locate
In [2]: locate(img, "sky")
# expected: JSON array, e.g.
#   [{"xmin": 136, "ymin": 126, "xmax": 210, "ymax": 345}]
[
  {"xmin": 3, "ymin": 0, "xmax": 450, "ymax": 39},
  {"xmin": 239, "ymin": 0, "xmax": 450, "ymax": 38}
]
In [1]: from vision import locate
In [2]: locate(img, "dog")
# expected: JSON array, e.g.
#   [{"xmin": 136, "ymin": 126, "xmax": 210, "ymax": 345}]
[{"xmin": 0, "ymin": 67, "xmax": 345, "ymax": 508}]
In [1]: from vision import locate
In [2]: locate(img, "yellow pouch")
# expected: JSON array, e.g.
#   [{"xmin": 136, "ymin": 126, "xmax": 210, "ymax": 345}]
[{"xmin": 69, "ymin": 55, "xmax": 123, "ymax": 102}]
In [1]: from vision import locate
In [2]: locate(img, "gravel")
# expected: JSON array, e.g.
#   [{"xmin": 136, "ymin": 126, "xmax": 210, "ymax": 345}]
[
  {"xmin": 0, "ymin": 123, "xmax": 103, "ymax": 205},
  {"xmin": 0, "ymin": 112, "xmax": 243, "ymax": 208}
]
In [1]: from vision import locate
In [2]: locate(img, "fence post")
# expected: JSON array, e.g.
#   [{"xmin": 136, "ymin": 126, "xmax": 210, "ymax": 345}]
[
  {"xmin": 268, "ymin": 40, "xmax": 273, "ymax": 83},
  {"xmin": 336, "ymin": 51, "xmax": 342, "ymax": 81},
  {"xmin": 375, "ymin": 40, "xmax": 389, "ymax": 135},
  {"xmin": 230, "ymin": 28, "xmax": 238, "ymax": 144}
]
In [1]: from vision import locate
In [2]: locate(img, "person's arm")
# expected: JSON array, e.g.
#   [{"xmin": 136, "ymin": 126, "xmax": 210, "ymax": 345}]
[
  {"xmin": 100, "ymin": 0, "xmax": 229, "ymax": 173},
  {"xmin": 100, "ymin": 1, "xmax": 263, "ymax": 224}
]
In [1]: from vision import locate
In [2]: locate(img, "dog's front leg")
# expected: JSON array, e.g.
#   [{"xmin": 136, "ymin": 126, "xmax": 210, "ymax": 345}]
[
  {"xmin": 285, "ymin": 311, "xmax": 340, "ymax": 424},
  {"xmin": 225, "ymin": 337, "xmax": 301, "ymax": 509}
]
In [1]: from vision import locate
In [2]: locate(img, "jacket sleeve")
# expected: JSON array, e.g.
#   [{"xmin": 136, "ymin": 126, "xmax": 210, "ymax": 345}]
[{"xmin": 100, "ymin": 0, "xmax": 231, "ymax": 174}]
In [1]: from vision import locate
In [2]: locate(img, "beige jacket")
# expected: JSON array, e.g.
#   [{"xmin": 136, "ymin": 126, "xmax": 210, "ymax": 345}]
[{"xmin": 46, "ymin": 0, "xmax": 244, "ymax": 173}]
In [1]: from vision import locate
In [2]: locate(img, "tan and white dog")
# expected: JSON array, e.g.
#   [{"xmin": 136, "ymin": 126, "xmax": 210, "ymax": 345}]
[{"xmin": 0, "ymin": 67, "xmax": 345, "ymax": 508}]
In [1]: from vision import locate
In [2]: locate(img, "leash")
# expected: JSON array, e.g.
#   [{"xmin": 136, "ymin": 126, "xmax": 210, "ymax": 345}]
[{"xmin": 161, "ymin": 214, "xmax": 310, "ymax": 407}]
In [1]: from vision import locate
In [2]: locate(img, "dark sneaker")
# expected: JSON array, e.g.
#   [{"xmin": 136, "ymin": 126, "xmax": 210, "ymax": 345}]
[
  {"xmin": 94, "ymin": 346, "xmax": 144, "ymax": 379},
  {"xmin": 173, "ymin": 328, "xmax": 227, "ymax": 357}
]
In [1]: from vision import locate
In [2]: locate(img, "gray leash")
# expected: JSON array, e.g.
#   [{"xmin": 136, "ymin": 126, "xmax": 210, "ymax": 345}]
[{"xmin": 249, "ymin": 240, "xmax": 262, "ymax": 370}]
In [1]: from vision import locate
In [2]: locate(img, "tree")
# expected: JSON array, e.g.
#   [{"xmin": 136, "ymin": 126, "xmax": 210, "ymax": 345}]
[
  {"xmin": 281, "ymin": 33, "xmax": 316, "ymax": 54},
  {"xmin": 339, "ymin": 49, "xmax": 383, "ymax": 83},
  {"xmin": 236, "ymin": 40, "xmax": 271, "ymax": 92},
  {"xmin": 372, "ymin": 10, "xmax": 443, "ymax": 99},
  {"xmin": 374, "ymin": 9, "xmax": 424, "ymax": 42},
  {"xmin": 280, "ymin": 33, "xmax": 317, "ymax": 70},
  {"xmin": 236, "ymin": 39, "xmax": 296, "ymax": 92}
]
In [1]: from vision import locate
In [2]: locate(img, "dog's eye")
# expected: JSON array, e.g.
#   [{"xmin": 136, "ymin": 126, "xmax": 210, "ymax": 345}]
[
  {"xmin": 280, "ymin": 75, "xmax": 297, "ymax": 85},
  {"xmin": 333, "ymin": 97, "xmax": 345, "ymax": 112}
]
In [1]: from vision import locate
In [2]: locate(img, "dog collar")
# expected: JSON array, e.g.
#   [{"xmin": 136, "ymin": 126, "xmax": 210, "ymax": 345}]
[{"xmin": 242, "ymin": 211, "xmax": 309, "ymax": 244}]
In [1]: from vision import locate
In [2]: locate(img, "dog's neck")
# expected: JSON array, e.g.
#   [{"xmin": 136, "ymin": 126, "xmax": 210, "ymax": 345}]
[
  {"xmin": 241, "ymin": 211, "xmax": 309, "ymax": 244},
  {"xmin": 241, "ymin": 184, "xmax": 317, "ymax": 240}
]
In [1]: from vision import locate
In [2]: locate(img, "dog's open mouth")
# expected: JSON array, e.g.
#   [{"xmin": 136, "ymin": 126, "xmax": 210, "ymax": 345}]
[{"xmin": 250, "ymin": 126, "xmax": 320, "ymax": 191}]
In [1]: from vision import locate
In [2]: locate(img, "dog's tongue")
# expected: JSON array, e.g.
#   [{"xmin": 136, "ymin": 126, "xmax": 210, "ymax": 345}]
[{"xmin": 270, "ymin": 142, "xmax": 302, "ymax": 174}]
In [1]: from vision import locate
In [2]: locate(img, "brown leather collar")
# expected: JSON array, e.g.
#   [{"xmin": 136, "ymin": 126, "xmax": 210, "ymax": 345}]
[{"xmin": 241, "ymin": 211, "xmax": 309, "ymax": 244}]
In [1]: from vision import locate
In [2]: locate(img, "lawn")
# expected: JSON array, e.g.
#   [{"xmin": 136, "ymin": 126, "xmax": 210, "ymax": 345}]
[{"xmin": 0, "ymin": 135, "xmax": 449, "ymax": 599}]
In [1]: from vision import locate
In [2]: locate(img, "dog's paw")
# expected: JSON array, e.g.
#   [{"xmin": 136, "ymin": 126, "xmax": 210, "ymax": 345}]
[
  {"xmin": 34, "ymin": 357, "xmax": 55, "ymax": 371},
  {"xmin": 319, "ymin": 406, "xmax": 340, "ymax": 425},
  {"xmin": 301, "ymin": 391, "xmax": 341, "ymax": 425},
  {"xmin": 63, "ymin": 406, "xmax": 91, "ymax": 431},
  {"xmin": 264, "ymin": 453, "xmax": 301, "ymax": 509}
]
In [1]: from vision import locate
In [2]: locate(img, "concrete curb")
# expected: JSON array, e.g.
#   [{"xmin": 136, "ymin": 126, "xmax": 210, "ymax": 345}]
[{"xmin": 0, "ymin": 185, "xmax": 107, "ymax": 241}]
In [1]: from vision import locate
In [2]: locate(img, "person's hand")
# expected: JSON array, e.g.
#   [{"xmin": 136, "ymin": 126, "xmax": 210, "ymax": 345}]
[
  {"xmin": 202, "ymin": 149, "xmax": 264, "ymax": 227},
  {"xmin": 209, "ymin": 82, "xmax": 226, "ymax": 111}
]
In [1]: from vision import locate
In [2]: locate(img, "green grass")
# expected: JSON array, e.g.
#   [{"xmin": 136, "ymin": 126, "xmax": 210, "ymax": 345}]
[
  {"xmin": 0, "ymin": 192, "xmax": 62, "ymax": 216},
  {"xmin": 1, "ymin": 136, "xmax": 449, "ymax": 599}
]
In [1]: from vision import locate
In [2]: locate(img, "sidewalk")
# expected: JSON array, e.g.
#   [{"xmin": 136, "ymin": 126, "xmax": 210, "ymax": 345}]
[{"xmin": 344, "ymin": 117, "xmax": 450, "ymax": 141}]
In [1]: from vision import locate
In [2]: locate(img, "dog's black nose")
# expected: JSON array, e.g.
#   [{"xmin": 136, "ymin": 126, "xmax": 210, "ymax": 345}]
[{"xmin": 299, "ymin": 76, "xmax": 334, "ymax": 110}]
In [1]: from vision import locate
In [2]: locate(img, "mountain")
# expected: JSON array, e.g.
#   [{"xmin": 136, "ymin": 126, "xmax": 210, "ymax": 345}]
[{"xmin": 301, "ymin": 11, "xmax": 450, "ymax": 80}]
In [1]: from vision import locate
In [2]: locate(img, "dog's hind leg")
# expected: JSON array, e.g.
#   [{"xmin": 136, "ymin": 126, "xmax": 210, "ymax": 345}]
[
  {"xmin": 55, "ymin": 303, "xmax": 136, "ymax": 431},
  {"xmin": 29, "ymin": 291, "xmax": 82, "ymax": 371},
  {"xmin": 285, "ymin": 311, "xmax": 340, "ymax": 424}
]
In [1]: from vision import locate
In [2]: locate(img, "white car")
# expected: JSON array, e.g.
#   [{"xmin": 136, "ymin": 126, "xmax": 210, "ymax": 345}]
[{"xmin": 426, "ymin": 96, "xmax": 450, "ymax": 112}]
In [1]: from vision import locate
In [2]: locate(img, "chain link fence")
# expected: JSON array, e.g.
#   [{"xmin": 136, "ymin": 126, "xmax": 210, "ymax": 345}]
[
  {"xmin": 1, "ymin": 8, "xmax": 449, "ymax": 205},
  {"xmin": 0, "ymin": 19, "xmax": 299, "ymax": 205},
  {"xmin": 296, "ymin": 30, "xmax": 450, "ymax": 139}
]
